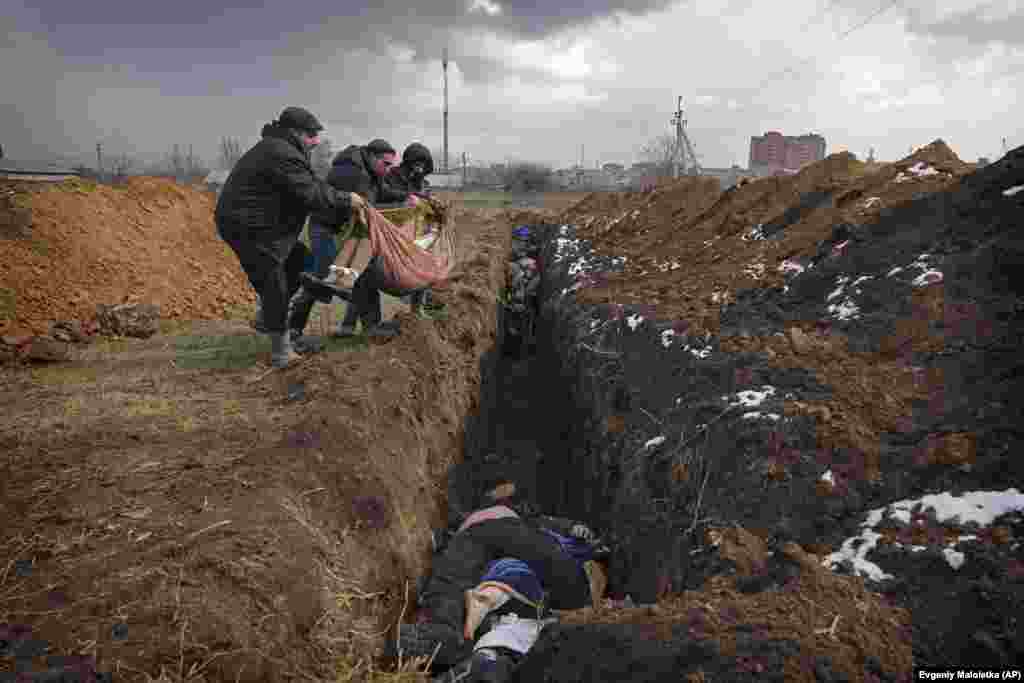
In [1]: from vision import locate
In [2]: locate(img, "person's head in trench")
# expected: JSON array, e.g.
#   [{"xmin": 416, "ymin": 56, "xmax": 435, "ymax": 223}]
[{"xmin": 366, "ymin": 139, "xmax": 398, "ymax": 177}]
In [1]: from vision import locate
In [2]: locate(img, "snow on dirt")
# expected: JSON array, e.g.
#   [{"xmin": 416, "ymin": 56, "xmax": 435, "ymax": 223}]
[{"xmin": 825, "ymin": 489, "xmax": 1024, "ymax": 580}]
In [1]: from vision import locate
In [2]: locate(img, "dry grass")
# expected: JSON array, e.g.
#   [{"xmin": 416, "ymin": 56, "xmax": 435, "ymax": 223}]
[
  {"xmin": 0, "ymin": 288, "xmax": 15, "ymax": 322},
  {"xmin": 124, "ymin": 397, "xmax": 175, "ymax": 418},
  {"xmin": 31, "ymin": 364, "xmax": 99, "ymax": 386}
]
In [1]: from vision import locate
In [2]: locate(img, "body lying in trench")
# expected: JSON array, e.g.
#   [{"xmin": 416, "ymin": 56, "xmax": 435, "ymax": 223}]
[{"xmin": 394, "ymin": 484, "xmax": 610, "ymax": 681}]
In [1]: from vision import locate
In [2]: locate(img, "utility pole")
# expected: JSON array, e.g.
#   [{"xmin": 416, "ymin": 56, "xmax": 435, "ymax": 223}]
[
  {"xmin": 462, "ymin": 151, "xmax": 467, "ymax": 188},
  {"xmin": 1003, "ymin": 137, "xmax": 1008, "ymax": 156},
  {"xmin": 672, "ymin": 97, "xmax": 683, "ymax": 178},
  {"xmin": 442, "ymin": 49, "xmax": 449, "ymax": 174},
  {"xmin": 672, "ymin": 96, "xmax": 701, "ymax": 177},
  {"xmin": 96, "ymin": 143, "xmax": 102, "ymax": 177}
]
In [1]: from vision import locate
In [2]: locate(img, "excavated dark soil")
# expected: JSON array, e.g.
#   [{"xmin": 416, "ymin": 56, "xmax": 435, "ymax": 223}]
[{"xmin": 447, "ymin": 144, "xmax": 1024, "ymax": 681}]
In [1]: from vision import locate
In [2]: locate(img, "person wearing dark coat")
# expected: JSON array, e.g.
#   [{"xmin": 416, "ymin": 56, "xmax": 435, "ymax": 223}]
[
  {"xmin": 385, "ymin": 142, "xmax": 434, "ymax": 196},
  {"xmin": 288, "ymin": 139, "xmax": 415, "ymax": 340},
  {"xmin": 215, "ymin": 106, "xmax": 365, "ymax": 368}
]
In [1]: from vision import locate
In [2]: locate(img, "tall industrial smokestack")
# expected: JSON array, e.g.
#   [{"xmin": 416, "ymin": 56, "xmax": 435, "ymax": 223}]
[{"xmin": 442, "ymin": 48, "xmax": 449, "ymax": 174}]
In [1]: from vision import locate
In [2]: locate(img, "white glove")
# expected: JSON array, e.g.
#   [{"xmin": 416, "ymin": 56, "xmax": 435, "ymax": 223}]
[{"xmin": 570, "ymin": 524, "xmax": 595, "ymax": 542}]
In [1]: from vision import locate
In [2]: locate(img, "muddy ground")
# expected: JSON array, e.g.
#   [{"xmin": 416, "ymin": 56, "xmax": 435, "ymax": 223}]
[{"xmin": 0, "ymin": 185, "xmax": 511, "ymax": 681}]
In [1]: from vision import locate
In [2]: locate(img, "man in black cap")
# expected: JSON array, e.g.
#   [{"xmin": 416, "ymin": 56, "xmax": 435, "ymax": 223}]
[
  {"xmin": 216, "ymin": 106, "xmax": 366, "ymax": 369},
  {"xmin": 385, "ymin": 142, "xmax": 435, "ymax": 196},
  {"xmin": 288, "ymin": 138, "xmax": 414, "ymax": 340}
]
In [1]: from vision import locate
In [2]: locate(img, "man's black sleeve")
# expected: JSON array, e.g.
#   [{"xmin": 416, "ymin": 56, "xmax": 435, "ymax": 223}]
[{"xmin": 271, "ymin": 154, "xmax": 352, "ymax": 226}]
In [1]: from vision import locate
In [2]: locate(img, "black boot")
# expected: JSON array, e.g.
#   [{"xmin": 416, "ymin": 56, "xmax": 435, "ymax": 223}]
[
  {"xmin": 432, "ymin": 648, "xmax": 519, "ymax": 683},
  {"xmin": 287, "ymin": 286, "xmax": 318, "ymax": 335},
  {"xmin": 393, "ymin": 622, "xmax": 471, "ymax": 672},
  {"xmin": 289, "ymin": 329, "xmax": 323, "ymax": 355}
]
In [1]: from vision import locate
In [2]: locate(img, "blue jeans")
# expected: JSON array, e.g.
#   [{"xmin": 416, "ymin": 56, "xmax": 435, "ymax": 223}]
[
  {"xmin": 288, "ymin": 220, "xmax": 341, "ymax": 332},
  {"xmin": 306, "ymin": 220, "xmax": 339, "ymax": 277}
]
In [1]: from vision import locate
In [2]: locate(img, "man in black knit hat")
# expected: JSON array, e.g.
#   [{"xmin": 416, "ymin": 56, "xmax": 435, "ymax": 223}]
[{"xmin": 215, "ymin": 106, "xmax": 366, "ymax": 368}]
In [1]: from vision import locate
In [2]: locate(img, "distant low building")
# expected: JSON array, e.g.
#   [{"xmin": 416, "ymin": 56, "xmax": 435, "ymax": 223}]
[
  {"xmin": 0, "ymin": 160, "xmax": 81, "ymax": 182},
  {"xmin": 429, "ymin": 172, "xmax": 464, "ymax": 189}
]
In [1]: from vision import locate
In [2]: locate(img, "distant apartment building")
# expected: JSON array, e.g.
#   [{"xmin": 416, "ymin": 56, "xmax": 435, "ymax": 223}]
[{"xmin": 749, "ymin": 132, "xmax": 826, "ymax": 177}]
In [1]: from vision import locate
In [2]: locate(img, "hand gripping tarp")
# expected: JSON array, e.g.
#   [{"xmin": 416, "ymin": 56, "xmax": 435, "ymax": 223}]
[{"xmin": 300, "ymin": 199, "xmax": 458, "ymax": 294}]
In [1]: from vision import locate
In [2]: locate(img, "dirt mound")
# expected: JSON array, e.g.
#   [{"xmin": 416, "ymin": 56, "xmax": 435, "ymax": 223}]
[
  {"xmin": 0, "ymin": 177, "xmax": 253, "ymax": 336},
  {"xmin": 530, "ymin": 535, "xmax": 911, "ymax": 683},
  {"xmin": 526, "ymin": 139, "xmax": 1024, "ymax": 675},
  {"xmin": 0, "ymin": 210, "xmax": 508, "ymax": 682}
]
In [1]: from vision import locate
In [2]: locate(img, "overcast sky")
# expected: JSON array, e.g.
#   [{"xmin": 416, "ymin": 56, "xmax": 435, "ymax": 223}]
[{"xmin": 4, "ymin": 0, "xmax": 1021, "ymax": 171}]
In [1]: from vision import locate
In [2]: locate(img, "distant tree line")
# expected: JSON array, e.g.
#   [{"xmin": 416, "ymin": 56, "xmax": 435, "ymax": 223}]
[{"xmin": 502, "ymin": 162, "xmax": 553, "ymax": 192}]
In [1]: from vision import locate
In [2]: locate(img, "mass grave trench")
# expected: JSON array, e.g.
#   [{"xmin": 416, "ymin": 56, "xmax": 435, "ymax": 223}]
[{"xmin": 439, "ymin": 147, "xmax": 1024, "ymax": 678}]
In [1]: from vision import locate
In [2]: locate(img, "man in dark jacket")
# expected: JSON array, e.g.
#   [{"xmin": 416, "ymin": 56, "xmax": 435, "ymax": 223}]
[
  {"xmin": 385, "ymin": 142, "xmax": 434, "ymax": 196},
  {"xmin": 215, "ymin": 106, "xmax": 365, "ymax": 368},
  {"xmin": 288, "ymin": 139, "xmax": 413, "ymax": 340}
]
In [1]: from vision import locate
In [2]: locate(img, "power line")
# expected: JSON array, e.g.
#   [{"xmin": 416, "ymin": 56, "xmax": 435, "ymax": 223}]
[{"xmin": 749, "ymin": 0, "xmax": 903, "ymax": 94}]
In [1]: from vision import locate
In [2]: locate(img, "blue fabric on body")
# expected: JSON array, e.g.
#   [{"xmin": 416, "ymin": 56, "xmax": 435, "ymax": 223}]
[
  {"xmin": 481, "ymin": 558, "xmax": 544, "ymax": 604},
  {"xmin": 306, "ymin": 220, "xmax": 340, "ymax": 276},
  {"xmin": 512, "ymin": 226, "xmax": 531, "ymax": 239},
  {"xmin": 539, "ymin": 529, "xmax": 595, "ymax": 565}
]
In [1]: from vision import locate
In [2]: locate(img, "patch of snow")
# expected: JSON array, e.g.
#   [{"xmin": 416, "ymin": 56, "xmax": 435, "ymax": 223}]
[
  {"xmin": 894, "ymin": 162, "xmax": 945, "ymax": 183},
  {"xmin": 778, "ymin": 260, "xmax": 805, "ymax": 275},
  {"xmin": 683, "ymin": 344, "xmax": 713, "ymax": 359},
  {"xmin": 862, "ymin": 197, "xmax": 882, "ymax": 209},
  {"xmin": 723, "ymin": 386, "xmax": 776, "ymax": 408},
  {"xmin": 567, "ymin": 257, "xmax": 589, "ymax": 276},
  {"xmin": 589, "ymin": 319, "xmax": 601, "ymax": 332},
  {"xmin": 828, "ymin": 298, "xmax": 860, "ymax": 321},
  {"xmin": 821, "ymin": 470, "xmax": 834, "ymax": 484},
  {"xmin": 741, "ymin": 224, "xmax": 766, "ymax": 241},
  {"xmin": 656, "ymin": 260, "xmax": 682, "ymax": 272},
  {"xmin": 742, "ymin": 411, "xmax": 781, "ymax": 421},
  {"xmin": 631, "ymin": 210, "xmax": 641, "ymax": 218},
  {"xmin": 825, "ymin": 529, "xmax": 893, "ymax": 582},
  {"xmin": 711, "ymin": 291, "xmax": 728, "ymax": 304},
  {"xmin": 943, "ymin": 548, "xmax": 966, "ymax": 570},
  {"xmin": 660, "ymin": 330, "xmax": 675, "ymax": 348},
  {"xmin": 912, "ymin": 270, "xmax": 943, "ymax": 287},
  {"xmin": 852, "ymin": 275, "xmax": 873, "ymax": 287},
  {"xmin": 827, "ymin": 276, "xmax": 850, "ymax": 301},
  {"xmin": 886, "ymin": 489, "xmax": 1024, "ymax": 527},
  {"xmin": 645, "ymin": 436, "xmax": 666, "ymax": 449},
  {"xmin": 626, "ymin": 314, "xmax": 644, "ymax": 331},
  {"xmin": 1004, "ymin": 184, "xmax": 1024, "ymax": 197},
  {"xmin": 832, "ymin": 240, "xmax": 850, "ymax": 254},
  {"xmin": 611, "ymin": 256, "xmax": 627, "ymax": 266},
  {"xmin": 825, "ymin": 489, "xmax": 1024, "ymax": 581},
  {"xmin": 783, "ymin": 285, "xmax": 790, "ymax": 293},
  {"xmin": 887, "ymin": 266, "xmax": 904, "ymax": 277}
]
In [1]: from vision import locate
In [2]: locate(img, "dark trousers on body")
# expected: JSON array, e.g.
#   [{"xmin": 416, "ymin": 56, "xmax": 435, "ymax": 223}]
[
  {"xmin": 217, "ymin": 223, "xmax": 308, "ymax": 333},
  {"xmin": 419, "ymin": 517, "xmax": 591, "ymax": 635}
]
